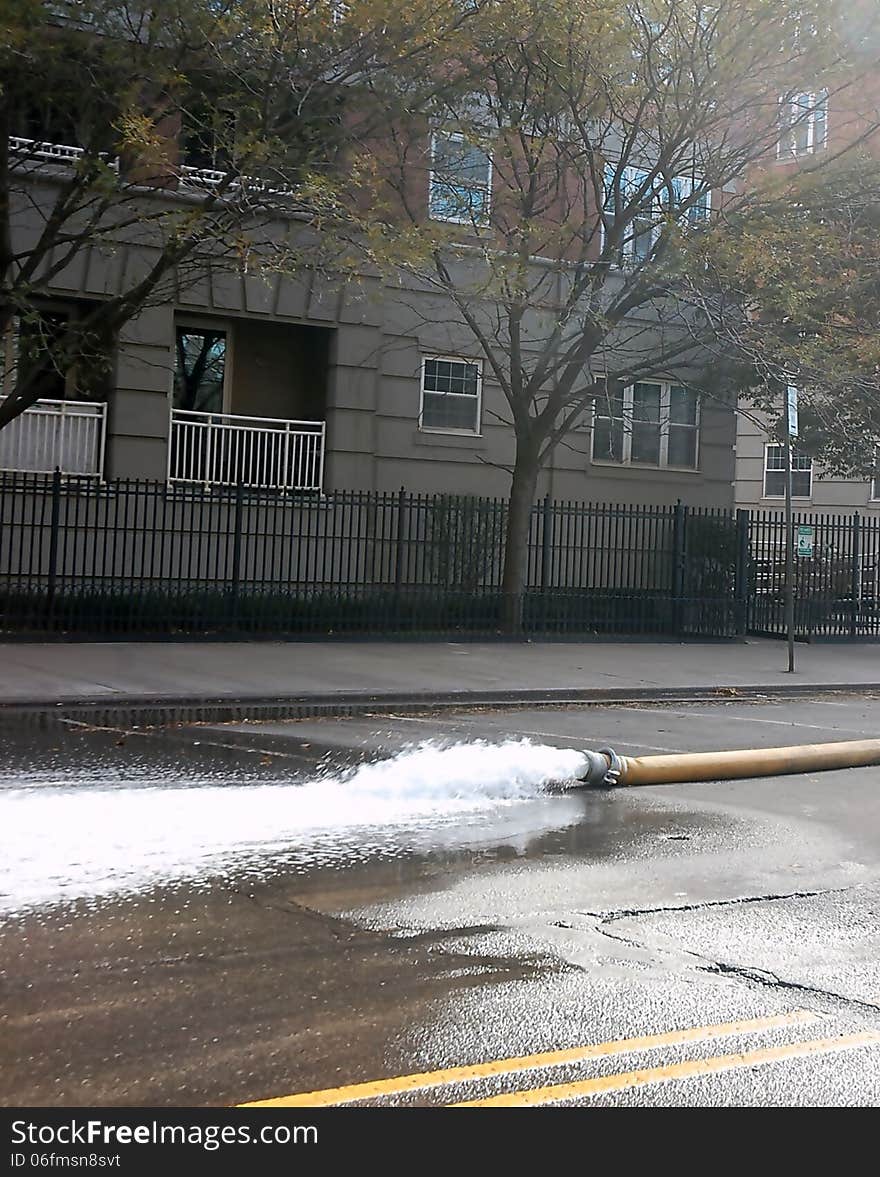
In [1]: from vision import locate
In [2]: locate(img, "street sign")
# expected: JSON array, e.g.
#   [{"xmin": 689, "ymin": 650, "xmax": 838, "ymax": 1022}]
[
  {"xmin": 797, "ymin": 524, "xmax": 814, "ymax": 558},
  {"xmin": 786, "ymin": 385, "xmax": 799, "ymax": 438}
]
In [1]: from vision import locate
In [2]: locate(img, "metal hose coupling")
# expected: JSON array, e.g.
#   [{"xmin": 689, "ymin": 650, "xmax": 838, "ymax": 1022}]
[{"xmin": 577, "ymin": 747, "xmax": 625, "ymax": 788}]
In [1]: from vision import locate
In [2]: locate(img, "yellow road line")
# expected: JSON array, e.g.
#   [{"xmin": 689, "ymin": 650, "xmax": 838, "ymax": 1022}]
[
  {"xmin": 452, "ymin": 1030, "xmax": 880, "ymax": 1106},
  {"xmin": 239, "ymin": 1009, "xmax": 818, "ymax": 1107}
]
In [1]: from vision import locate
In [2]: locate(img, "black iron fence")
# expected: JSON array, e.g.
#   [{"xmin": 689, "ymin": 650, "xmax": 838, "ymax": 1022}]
[
  {"xmin": 747, "ymin": 508, "xmax": 880, "ymax": 640},
  {"xmin": 1, "ymin": 471, "xmax": 877, "ymax": 640}
]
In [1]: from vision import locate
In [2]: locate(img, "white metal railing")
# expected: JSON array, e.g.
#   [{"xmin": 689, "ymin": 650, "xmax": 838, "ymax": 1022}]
[
  {"xmin": 179, "ymin": 164, "xmax": 293, "ymax": 200},
  {"xmin": 8, "ymin": 136, "xmax": 84, "ymax": 165},
  {"xmin": 8, "ymin": 137, "xmax": 120, "ymax": 175},
  {"xmin": 168, "ymin": 408, "xmax": 325, "ymax": 492},
  {"xmin": 8, "ymin": 138, "xmax": 291, "ymax": 196},
  {"xmin": 0, "ymin": 398, "xmax": 107, "ymax": 476},
  {"xmin": 180, "ymin": 164, "xmax": 230, "ymax": 188}
]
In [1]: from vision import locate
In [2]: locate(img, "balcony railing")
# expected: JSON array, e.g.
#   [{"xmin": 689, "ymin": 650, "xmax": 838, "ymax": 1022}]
[
  {"xmin": 0, "ymin": 398, "xmax": 107, "ymax": 476},
  {"xmin": 180, "ymin": 164, "xmax": 230, "ymax": 188},
  {"xmin": 9, "ymin": 136, "xmax": 122, "ymax": 171},
  {"xmin": 179, "ymin": 164, "xmax": 294, "ymax": 199},
  {"xmin": 8, "ymin": 136, "xmax": 85, "ymax": 165},
  {"xmin": 168, "ymin": 408, "xmax": 325, "ymax": 492},
  {"xmin": 9, "ymin": 138, "xmax": 291, "ymax": 198}
]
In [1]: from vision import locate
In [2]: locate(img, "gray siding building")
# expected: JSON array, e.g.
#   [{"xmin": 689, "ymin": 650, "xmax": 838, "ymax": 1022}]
[
  {"xmin": 735, "ymin": 407, "xmax": 879, "ymax": 514},
  {"xmin": 2, "ymin": 222, "xmax": 737, "ymax": 508}
]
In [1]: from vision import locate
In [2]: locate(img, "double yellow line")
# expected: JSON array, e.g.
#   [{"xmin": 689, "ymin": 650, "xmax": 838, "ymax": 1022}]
[
  {"xmin": 453, "ymin": 1030, "xmax": 880, "ymax": 1106},
  {"xmin": 240, "ymin": 1010, "xmax": 880, "ymax": 1107}
]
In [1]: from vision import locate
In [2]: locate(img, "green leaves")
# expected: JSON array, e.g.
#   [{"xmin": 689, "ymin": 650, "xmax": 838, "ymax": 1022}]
[{"xmin": 704, "ymin": 154, "xmax": 880, "ymax": 475}]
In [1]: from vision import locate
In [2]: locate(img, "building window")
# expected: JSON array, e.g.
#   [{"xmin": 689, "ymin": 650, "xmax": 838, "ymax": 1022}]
[
  {"xmin": 174, "ymin": 327, "xmax": 228, "ymax": 413},
  {"xmin": 592, "ymin": 381, "xmax": 699, "ymax": 469},
  {"xmin": 180, "ymin": 101, "xmax": 235, "ymax": 179},
  {"xmin": 420, "ymin": 356, "xmax": 482, "ymax": 433},
  {"xmin": 763, "ymin": 444, "xmax": 813, "ymax": 498},
  {"xmin": 0, "ymin": 307, "xmax": 109, "ymax": 403},
  {"xmin": 18, "ymin": 312, "xmax": 70, "ymax": 400},
  {"xmin": 0, "ymin": 313, "xmax": 71, "ymax": 402},
  {"xmin": 661, "ymin": 175, "xmax": 712, "ymax": 228},
  {"xmin": 602, "ymin": 166, "xmax": 711, "ymax": 266},
  {"xmin": 428, "ymin": 132, "xmax": 492, "ymax": 225},
  {"xmin": 603, "ymin": 166, "xmax": 655, "ymax": 266},
  {"xmin": 777, "ymin": 91, "xmax": 828, "ymax": 158}
]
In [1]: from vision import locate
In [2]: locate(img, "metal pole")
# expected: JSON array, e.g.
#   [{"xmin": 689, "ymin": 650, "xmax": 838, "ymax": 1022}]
[
  {"xmin": 851, "ymin": 512, "xmax": 862, "ymax": 638},
  {"xmin": 734, "ymin": 508, "xmax": 750, "ymax": 637},
  {"xmin": 230, "ymin": 478, "xmax": 243, "ymax": 615},
  {"xmin": 672, "ymin": 501, "xmax": 687, "ymax": 637},
  {"xmin": 540, "ymin": 494, "xmax": 552, "ymax": 590},
  {"xmin": 46, "ymin": 466, "xmax": 62, "ymax": 625},
  {"xmin": 784, "ymin": 428, "xmax": 795, "ymax": 672},
  {"xmin": 394, "ymin": 486, "xmax": 406, "ymax": 591}
]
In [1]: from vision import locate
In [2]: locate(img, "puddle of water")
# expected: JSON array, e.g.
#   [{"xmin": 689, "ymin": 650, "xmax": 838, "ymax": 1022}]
[{"xmin": 0, "ymin": 739, "xmax": 589, "ymax": 914}]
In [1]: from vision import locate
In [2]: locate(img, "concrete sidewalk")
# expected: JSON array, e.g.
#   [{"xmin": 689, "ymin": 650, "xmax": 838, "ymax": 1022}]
[{"xmin": 0, "ymin": 638, "xmax": 879, "ymax": 709}]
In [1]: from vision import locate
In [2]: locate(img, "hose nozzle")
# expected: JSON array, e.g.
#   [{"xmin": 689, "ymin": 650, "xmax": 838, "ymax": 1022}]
[{"xmin": 576, "ymin": 747, "xmax": 625, "ymax": 788}]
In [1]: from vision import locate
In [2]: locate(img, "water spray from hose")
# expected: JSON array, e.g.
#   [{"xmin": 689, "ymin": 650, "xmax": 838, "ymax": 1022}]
[{"xmin": 1, "ymin": 738, "xmax": 587, "ymax": 913}]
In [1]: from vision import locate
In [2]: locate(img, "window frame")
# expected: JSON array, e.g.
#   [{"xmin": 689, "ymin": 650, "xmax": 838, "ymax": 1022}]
[
  {"xmin": 777, "ymin": 90, "xmax": 829, "ymax": 160},
  {"xmin": 762, "ymin": 443, "xmax": 813, "ymax": 499},
  {"xmin": 428, "ymin": 131, "xmax": 493, "ymax": 227},
  {"xmin": 172, "ymin": 317, "xmax": 234, "ymax": 415},
  {"xmin": 0, "ymin": 304, "xmax": 97, "ymax": 403},
  {"xmin": 591, "ymin": 380, "xmax": 701, "ymax": 470},
  {"xmin": 601, "ymin": 165, "xmax": 712, "ymax": 268},
  {"xmin": 418, "ymin": 354, "xmax": 483, "ymax": 436}
]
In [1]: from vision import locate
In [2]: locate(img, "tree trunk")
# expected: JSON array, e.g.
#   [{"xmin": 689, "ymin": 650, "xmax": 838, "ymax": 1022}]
[{"xmin": 500, "ymin": 452, "xmax": 540, "ymax": 634}]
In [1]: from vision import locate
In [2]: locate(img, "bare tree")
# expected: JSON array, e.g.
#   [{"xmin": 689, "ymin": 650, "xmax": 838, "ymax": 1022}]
[
  {"xmin": 376, "ymin": 0, "xmax": 878, "ymax": 627},
  {"xmin": 0, "ymin": 0, "xmax": 487, "ymax": 427}
]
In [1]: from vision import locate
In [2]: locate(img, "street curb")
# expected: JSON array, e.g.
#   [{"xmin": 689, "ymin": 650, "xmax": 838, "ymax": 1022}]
[{"xmin": 1, "ymin": 681, "xmax": 878, "ymax": 725}]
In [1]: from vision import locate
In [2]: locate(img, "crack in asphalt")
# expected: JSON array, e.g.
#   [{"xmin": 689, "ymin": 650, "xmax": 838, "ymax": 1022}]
[
  {"xmin": 578, "ymin": 887, "xmax": 850, "ymax": 923},
  {"xmin": 696, "ymin": 960, "xmax": 875, "ymax": 1007},
  {"xmin": 587, "ymin": 922, "xmax": 880, "ymax": 1014},
  {"xmin": 552, "ymin": 886, "xmax": 880, "ymax": 1016},
  {"xmin": 695, "ymin": 959, "xmax": 880, "ymax": 1012}
]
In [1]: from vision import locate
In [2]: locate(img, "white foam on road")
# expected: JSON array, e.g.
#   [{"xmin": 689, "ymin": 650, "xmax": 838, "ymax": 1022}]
[{"xmin": 0, "ymin": 739, "xmax": 588, "ymax": 915}]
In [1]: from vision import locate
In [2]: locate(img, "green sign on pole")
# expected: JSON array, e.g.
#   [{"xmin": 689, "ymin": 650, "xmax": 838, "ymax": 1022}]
[{"xmin": 797, "ymin": 524, "xmax": 814, "ymax": 559}]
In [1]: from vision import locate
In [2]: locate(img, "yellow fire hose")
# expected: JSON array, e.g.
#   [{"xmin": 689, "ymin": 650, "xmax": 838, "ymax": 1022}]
[{"xmin": 576, "ymin": 739, "xmax": 880, "ymax": 788}]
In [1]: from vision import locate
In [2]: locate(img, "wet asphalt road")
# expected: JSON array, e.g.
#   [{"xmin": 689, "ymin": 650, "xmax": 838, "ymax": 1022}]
[{"xmin": 3, "ymin": 695, "xmax": 880, "ymax": 1107}]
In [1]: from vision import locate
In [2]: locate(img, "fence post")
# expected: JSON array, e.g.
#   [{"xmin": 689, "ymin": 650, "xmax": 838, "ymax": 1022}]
[
  {"xmin": 230, "ymin": 480, "xmax": 243, "ymax": 618},
  {"xmin": 394, "ymin": 486, "xmax": 406, "ymax": 591},
  {"xmin": 45, "ymin": 466, "xmax": 62, "ymax": 625},
  {"xmin": 735, "ymin": 509, "xmax": 750, "ymax": 637},
  {"xmin": 540, "ymin": 494, "xmax": 553, "ymax": 591},
  {"xmin": 672, "ymin": 501, "xmax": 687, "ymax": 636},
  {"xmin": 851, "ymin": 511, "xmax": 862, "ymax": 638}
]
